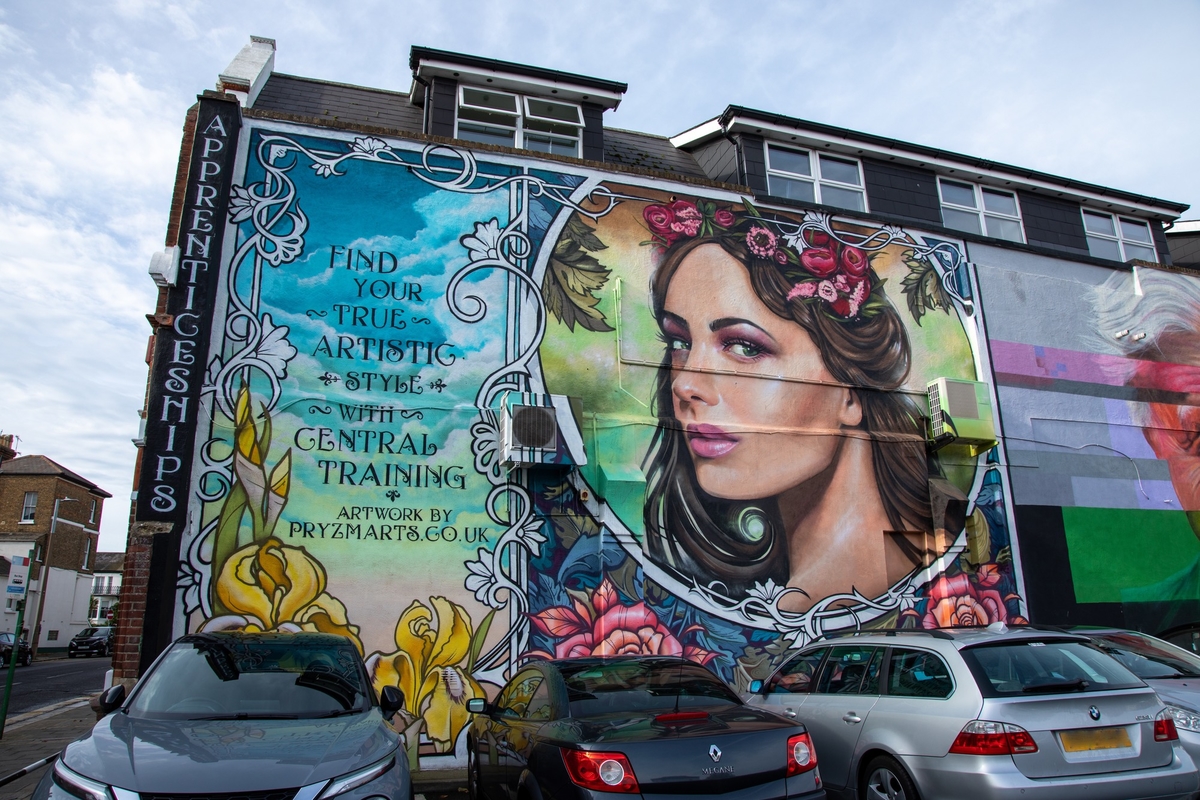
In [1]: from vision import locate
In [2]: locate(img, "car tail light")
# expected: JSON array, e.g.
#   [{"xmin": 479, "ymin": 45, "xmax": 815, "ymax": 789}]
[
  {"xmin": 949, "ymin": 720, "xmax": 1039, "ymax": 755},
  {"xmin": 562, "ymin": 749, "xmax": 640, "ymax": 793},
  {"xmin": 1156, "ymin": 709, "xmax": 1180, "ymax": 742},
  {"xmin": 786, "ymin": 732, "xmax": 818, "ymax": 775}
]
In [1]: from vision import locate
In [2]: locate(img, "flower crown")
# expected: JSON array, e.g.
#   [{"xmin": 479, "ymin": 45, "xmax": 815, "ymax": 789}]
[{"xmin": 643, "ymin": 199, "xmax": 886, "ymax": 321}]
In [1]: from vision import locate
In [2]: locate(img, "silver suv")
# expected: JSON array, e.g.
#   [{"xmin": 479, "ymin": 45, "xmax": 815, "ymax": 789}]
[{"xmin": 744, "ymin": 624, "xmax": 1198, "ymax": 799}]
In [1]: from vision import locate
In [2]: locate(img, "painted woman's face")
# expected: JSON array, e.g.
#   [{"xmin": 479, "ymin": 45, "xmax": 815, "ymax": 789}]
[{"xmin": 662, "ymin": 244, "xmax": 861, "ymax": 501}]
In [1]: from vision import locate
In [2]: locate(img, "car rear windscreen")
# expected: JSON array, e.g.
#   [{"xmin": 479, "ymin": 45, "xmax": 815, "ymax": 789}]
[
  {"xmin": 129, "ymin": 635, "xmax": 369, "ymax": 720},
  {"xmin": 961, "ymin": 639, "xmax": 1144, "ymax": 697},
  {"xmin": 559, "ymin": 660, "xmax": 740, "ymax": 716}
]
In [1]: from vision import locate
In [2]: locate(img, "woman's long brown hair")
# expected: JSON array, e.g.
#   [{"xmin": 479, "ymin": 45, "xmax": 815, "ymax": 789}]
[{"xmin": 642, "ymin": 235, "xmax": 934, "ymax": 595}]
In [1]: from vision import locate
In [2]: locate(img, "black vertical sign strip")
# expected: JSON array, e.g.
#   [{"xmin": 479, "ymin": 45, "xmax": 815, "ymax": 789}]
[{"xmin": 136, "ymin": 93, "xmax": 241, "ymax": 669}]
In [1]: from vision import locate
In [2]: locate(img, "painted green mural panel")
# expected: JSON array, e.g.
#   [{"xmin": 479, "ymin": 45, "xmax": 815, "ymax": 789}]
[{"xmin": 1064, "ymin": 506, "xmax": 1200, "ymax": 603}]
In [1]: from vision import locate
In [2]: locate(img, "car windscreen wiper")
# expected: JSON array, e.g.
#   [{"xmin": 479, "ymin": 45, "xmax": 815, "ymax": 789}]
[
  {"xmin": 313, "ymin": 708, "xmax": 364, "ymax": 718},
  {"xmin": 1022, "ymin": 679, "xmax": 1090, "ymax": 694},
  {"xmin": 189, "ymin": 712, "xmax": 301, "ymax": 720}
]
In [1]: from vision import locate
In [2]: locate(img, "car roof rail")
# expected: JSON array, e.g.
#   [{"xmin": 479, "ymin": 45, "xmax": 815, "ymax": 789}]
[{"xmin": 813, "ymin": 627, "xmax": 955, "ymax": 642}]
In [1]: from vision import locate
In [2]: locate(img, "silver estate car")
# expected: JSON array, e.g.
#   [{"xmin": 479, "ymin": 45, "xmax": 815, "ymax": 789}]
[
  {"xmin": 1078, "ymin": 627, "xmax": 1200, "ymax": 773},
  {"xmin": 745, "ymin": 624, "xmax": 1198, "ymax": 800}
]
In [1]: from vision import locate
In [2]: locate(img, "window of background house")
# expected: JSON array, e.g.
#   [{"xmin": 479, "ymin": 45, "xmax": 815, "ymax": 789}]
[
  {"xmin": 21, "ymin": 491, "xmax": 37, "ymax": 522},
  {"xmin": 48, "ymin": 630, "xmax": 58, "ymax": 641},
  {"xmin": 456, "ymin": 87, "xmax": 582, "ymax": 158},
  {"xmin": 82, "ymin": 540, "xmax": 91, "ymax": 570},
  {"xmin": 938, "ymin": 179, "xmax": 1024, "ymax": 242},
  {"xmin": 89, "ymin": 499, "xmax": 96, "ymax": 523},
  {"xmin": 1082, "ymin": 211, "xmax": 1157, "ymax": 262},
  {"xmin": 766, "ymin": 144, "xmax": 866, "ymax": 212}
]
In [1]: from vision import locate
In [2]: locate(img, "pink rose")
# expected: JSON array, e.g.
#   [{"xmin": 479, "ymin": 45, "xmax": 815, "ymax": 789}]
[
  {"xmin": 817, "ymin": 280, "xmax": 838, "ymax": 303},
  {"xmin": 644, "ymin": 204, "xmax": 676, "ymax": 241},
  {"xmin": 800, "ymin": 247, "xmax": 838, "ymax": 277},
  {"xmin": 840, "ymin": 246, "xmax": 868, "ymax": 278},
  {"xmin": 713, "ymin": 209, "xmax": 735, "ymax": 228},
  {"xmin": 774, "ymin": 249, "xmax": 789, "ymax": 265},
  {"xmin": 669, "ymin": 200, "xmax": 702, "ymax": 237}
]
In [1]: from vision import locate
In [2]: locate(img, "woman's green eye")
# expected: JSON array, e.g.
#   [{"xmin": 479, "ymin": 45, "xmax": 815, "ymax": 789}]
[
  {"xmin": 729, "ymin": 341, "xmax": 764, "ymax": 358},
  {"xmin": 669, "ymin": 339, "xmax": 690, "ymax": 351}
]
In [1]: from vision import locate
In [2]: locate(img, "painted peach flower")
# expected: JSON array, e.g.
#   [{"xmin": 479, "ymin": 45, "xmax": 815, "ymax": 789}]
[
  {"xmin": 920, "ymin": 573, "xmax": 1007, "ymax": 629},
  {"xmin": 529, "ymin": 577, "xmax": 715, "ymax": 664}
]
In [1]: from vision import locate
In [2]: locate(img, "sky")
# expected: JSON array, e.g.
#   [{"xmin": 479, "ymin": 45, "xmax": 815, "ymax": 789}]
[{"xmin": 1, "ymin": 0, "xmax": 1197, "ymax": 552}]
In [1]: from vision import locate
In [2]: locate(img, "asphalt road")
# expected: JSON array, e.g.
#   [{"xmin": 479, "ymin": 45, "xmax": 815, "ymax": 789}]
[{"xmin": 1, "ymin": 656, "xmax": 111, "ymax": 715}]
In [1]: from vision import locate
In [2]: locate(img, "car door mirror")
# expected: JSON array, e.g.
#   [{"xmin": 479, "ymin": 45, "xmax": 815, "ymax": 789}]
[
  {"xmin": 466, "ymin": 697, "xmax": 489, "ymax": 714},
  {"xmin": 748, "ymin": 679, "xmax": 764, "ymax": 694},
  {"xmin": 98, "ymin": 684, "xmax": 126, "ymax": 715},
  {"xmin": 380, "ymin": 685, "xmax": 404, "ymax": 719}
]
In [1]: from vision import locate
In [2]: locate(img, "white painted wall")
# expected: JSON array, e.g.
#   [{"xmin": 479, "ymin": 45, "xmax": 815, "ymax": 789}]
[{"xmin": 36, "ymin": 566, "xmax": 92, "ymax": 648}]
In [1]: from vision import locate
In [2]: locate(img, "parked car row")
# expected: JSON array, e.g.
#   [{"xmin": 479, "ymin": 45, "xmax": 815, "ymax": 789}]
[{"xmin": 33, "ymin": 624, "xmax": 1200, "ymax": 800}]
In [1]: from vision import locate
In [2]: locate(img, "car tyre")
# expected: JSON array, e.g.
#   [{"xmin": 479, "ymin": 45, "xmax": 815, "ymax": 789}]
[
  {"xmin": 21, "ymin": 650, "xmax": 32, "ymax": 667},
  {"xmin": 861, "ymin": 754, "xmax": 920, "ymax": 800},
  {"xmin": 466, "ymin": 738, "xmax": 480, "ymax": 800},
  {"xmin": 68, "ymin": 651, "xmax": 76, "ymax": 658}
]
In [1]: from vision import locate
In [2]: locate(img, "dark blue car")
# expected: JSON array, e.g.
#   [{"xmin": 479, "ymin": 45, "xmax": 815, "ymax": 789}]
[{"xmin": 34, "ymin": 631, "xmax": 409, "ymax": 800}]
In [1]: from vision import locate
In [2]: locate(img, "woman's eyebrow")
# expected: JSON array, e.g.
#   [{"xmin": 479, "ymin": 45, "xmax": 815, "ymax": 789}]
[
  {"xmin": 711, "ymin": 317, "xmax": 777, "ymax": 342},
  {"xmin": 660, "ymin": 312, "xmax": 689, "ymax": 331}
]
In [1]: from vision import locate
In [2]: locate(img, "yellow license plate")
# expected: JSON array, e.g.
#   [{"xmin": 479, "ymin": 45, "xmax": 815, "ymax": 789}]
[{"xmin": 1059, "ymin": 726, "xmax": 1132, "ymax": 752}]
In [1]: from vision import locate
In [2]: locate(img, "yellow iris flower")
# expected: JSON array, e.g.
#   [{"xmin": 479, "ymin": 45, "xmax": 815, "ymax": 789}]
[
  {"xmin": 367, "ymin": 597, "xmax": 485, "ymax": 753},
  {"xmin": 203, "ymin": 537, "xmax": 363, "ymax": 654}
]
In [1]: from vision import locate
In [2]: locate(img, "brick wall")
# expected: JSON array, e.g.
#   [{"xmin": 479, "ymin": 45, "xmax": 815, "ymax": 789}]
[{"xmin": 112, "ymin": 528, "xmax": 155, "ymax": 685}]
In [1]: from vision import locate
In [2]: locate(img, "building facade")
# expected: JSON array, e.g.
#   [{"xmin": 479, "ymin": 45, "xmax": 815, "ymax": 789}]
[
  {"xmin": 0, "ymin": 442, "xmax": 111, "ymax": 650},
  {"xmin": 120, "ymin": 38, "xmax": 1194, "ymax": 772},
  {"xmin": 90, "ymin": 551, "xmax": 123, "ymax": 625}
]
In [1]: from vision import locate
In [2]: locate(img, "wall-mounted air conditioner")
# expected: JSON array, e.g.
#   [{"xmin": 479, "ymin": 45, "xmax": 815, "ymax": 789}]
[
  {"xmin": 926, "ymin": 377, "xmax": 997, "ymax": 456},
  {"xmin": 500, "ymin": 393, "xmax": 585, "ymax": 466}
]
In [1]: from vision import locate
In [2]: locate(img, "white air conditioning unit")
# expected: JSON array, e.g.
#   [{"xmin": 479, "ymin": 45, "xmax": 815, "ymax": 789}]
[
  {"xmin": 499, "ymin": 393, "xmax": 584, "ymax": 466},
  {"xmin": 927, "ymin": 377, "xmax": 997, "ymax": 455}
]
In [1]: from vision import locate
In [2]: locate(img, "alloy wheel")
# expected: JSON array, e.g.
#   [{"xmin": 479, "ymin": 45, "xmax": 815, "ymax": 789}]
[{"xmin": 865, "ymin": 765, "xmax": 910, "ymax": 800}]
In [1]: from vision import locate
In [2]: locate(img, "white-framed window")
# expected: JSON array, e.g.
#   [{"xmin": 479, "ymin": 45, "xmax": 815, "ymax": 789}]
[
  {"xmin": 1082, "ymin": 210, "xmax": 1157, "ymax": 262},
  {"xmin": 455, "ymin": 86, "xmax": 583, "ymax": 158},
  {"xmin": 89, "ymin": 499, "xmax": 96, "ymax": 523},
  {"xmin": 765, "ymin": 144, "xmax": 866, "ymax": 212},
  {"xmin": 82, "ymin": 539, "xmax": 91, "ymax": 570},
  {"xmin": 938, "ymin": 179, "xmax": 1024, "ymax": 243},
  {"xmin": 20, "ymin": 491, "xmax": 37, "ymax": 523}
]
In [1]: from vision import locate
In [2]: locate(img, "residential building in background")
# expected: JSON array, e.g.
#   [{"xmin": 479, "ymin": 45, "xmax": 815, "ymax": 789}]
[
  {"xmin": 1166, "ymin": 219, "xmax": 1200, "ymax": 267},
  {"xmin": 118, "ymin": 38, "xmax": 1193, "ymax": 774},
  {"xmin": 90, "ymin": 551, "xmax": 123, "ymax": 625},
  {"xmin": 0, "ymin": 435, "xmax": 111, "ymax": 651}
]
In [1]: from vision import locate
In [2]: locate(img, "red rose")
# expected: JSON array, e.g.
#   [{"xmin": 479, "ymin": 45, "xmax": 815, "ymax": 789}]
[
  {"xmin": 829, "ymin": 297, "xmax": 852, "ymax": 317},
  {"xmin": 804, "ymin": 231, "xmax": 831, "ymax": 248},
  {"xmin": 644, "ymin": 204, "xmax": 676, "ymax": 239},
  {"xmin": 713, "ymin": 209, "xmax": 735, "ymax": 228},
  {"xmin": 840, "ymin": 246, "xmax": 868, "ymax": 278},
  {"xmin": 800, "ymin": 246, "xmax": 838, "ymax": 277}
]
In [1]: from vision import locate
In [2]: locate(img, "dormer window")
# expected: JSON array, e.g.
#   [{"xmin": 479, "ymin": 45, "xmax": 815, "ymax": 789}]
[
  {"xmin": 765, "ymin": 144, "xmax": 865, "ymax": 212},
  {"xmin": 1082, "ymin": 211, "xmax": 1157, "ymax": 262},
  {"xmin": 938, "ymin": 179, "xmax": 1024, "ymax": 243},
  {"xmin": 456, "ymin": 87, "xmax": 582, "ymax": 157}
]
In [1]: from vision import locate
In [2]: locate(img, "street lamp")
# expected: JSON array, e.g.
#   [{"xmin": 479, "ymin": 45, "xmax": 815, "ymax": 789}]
[{"xmin": 29, "ymin": 497, "xmax": 78, "ymax": 658}]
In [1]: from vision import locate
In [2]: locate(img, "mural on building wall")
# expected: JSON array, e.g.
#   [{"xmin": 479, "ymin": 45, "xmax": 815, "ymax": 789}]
[
  {"xmin": 983, "ymin": 261, "xmax": 1200, "ymax": 632},
  {"xmin": 175, "ymin": 124, "xmax": 1022, "ymax": 769}
]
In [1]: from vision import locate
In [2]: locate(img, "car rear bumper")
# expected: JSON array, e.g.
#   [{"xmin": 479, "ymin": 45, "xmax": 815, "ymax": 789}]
[{"xmin": 903, "ymin": 749, "xmax": 1199, "ymax": 800}]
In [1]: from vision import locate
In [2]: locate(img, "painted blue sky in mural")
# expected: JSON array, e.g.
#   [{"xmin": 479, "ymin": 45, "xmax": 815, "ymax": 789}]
[{"xmin": 0, "ymin": 0, "xmax": 1196, "ymax": 550}]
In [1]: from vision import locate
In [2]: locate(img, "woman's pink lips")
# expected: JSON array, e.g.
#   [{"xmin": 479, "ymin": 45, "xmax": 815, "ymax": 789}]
[{"xmin": 686, "ymin": 424, "xmax": 740, "ymax": 459}]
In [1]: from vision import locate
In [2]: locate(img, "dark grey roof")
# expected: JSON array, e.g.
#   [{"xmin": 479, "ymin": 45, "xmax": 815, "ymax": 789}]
[
  {"xmin": 93, "ymin": 552, "xmax": 124, "ymax": 572},
  {"xmin": 603, "ymin": 128, "xmax": 708, "ymax": 180},
  {"xmin": 409, "ymin": 47, "xmax": 627, "ymax": 94},
  {"xmin": 253, "ymin": 74, "xmax": 423, "ymax": 133},
  {"xmin": 0, "ymin": 455, "xmax": 111, "ymax": 497},
  {"xmin": 716, "ymin": 106, "xmax": 1189, "ymax": 214}
]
